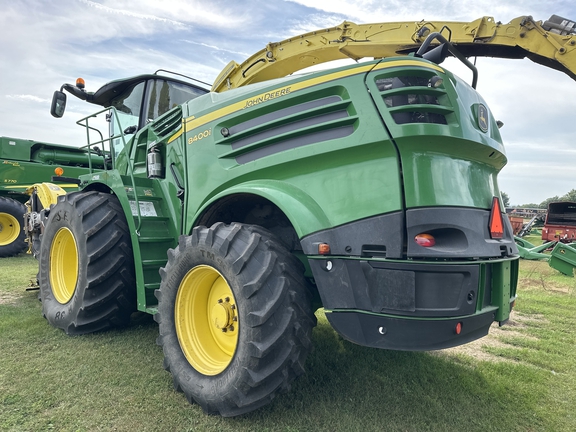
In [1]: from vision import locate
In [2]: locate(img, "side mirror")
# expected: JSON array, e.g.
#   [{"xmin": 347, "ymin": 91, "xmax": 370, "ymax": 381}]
[
  {"xmin": 422, "ymin": 43, "xmax": 449, "ymax": 65},
  {"xmin": 50, "ymin": 91, "xmax": 67, "ymax": 118}
]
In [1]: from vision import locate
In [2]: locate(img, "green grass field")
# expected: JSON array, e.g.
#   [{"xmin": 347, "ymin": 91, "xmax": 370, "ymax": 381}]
[{"xmin": 1, "ymin": 254, "xmax": 575, "ymax": 431}]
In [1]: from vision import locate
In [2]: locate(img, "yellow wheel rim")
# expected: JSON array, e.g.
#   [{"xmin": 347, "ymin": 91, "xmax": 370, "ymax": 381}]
[
  {"xmin": 49, "ymin": 228, "xmax": 79, "ymax": 304},
  {"xmin": 175, "ymin": 265, "xmax": 239, "ymax": 376},
  {"xmin": 0, "ymin": 212, "xmax": 20, "ymax": 246}
]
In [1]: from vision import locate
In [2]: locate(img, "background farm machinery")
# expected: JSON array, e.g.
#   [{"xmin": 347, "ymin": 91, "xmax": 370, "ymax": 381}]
[
  {"xmin": 512, "ymin": 202, "xmax": 576, "ymax": 276},
  {"xmin": 0, "ymin": 136, "xmax": 105, "ymax": 257}
]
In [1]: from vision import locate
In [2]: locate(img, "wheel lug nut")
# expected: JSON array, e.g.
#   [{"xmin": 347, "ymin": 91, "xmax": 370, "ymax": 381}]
[
  {"xmin": 217, "ymin": 299, "xmax": 223, "ymax": 303},
  {"xmin": 232, "ymin": 316, "xmax": 237, "ymax": 321},
  {"xmin": 225, "ymin": 297, "xmax": 230, "ymax": 302},
  {"xmin": 229, "ymin": 325, "xmax": 234, "ymax": 331},
  {"xmin": 221, "ymin": 328, "xmax": 227, "ymax": 333},
  {"xmin": 230, "ymin": 304, "xmax": 236, "ymax": 310}
]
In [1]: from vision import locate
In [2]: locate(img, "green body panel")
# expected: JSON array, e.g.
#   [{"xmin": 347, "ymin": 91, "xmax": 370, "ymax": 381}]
[
  {"xmin": 192, "ymin": 179, "xmax": 331, "ymax": 238},
  {"xmin": 365, "ymin": 66, "xmax": 506, "ymax": 209},
  {"xmin": 176, "ymin": 58, "xmax": 506, "ymax": 238},
  {"xmin": 179, "ymin": 68, "xmax": 403, "ymax": 236},
  {"xmin": 396, "ymin": 137, "xmax": 502, "ymax": 209},
  {"xmin": 491, "ymin": 258, "xmax": 518, "ymax": 322}
]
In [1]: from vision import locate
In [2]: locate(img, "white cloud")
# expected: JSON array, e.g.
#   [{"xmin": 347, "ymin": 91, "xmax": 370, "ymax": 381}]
[
  {"xmin": 5, "ymin": 95, "xmax": 51, "ymax": 103},
  {"xmin": 77, "ymin": 0, "xmax": 189, "ymax": 27},
  {"xmin": 285, "ymin": 0, "xmax": 576, "ymax": 24},
  {"xmin": 181, "ymin": 40, "xmax": 251, "ymax": 58},
  {"xmin": 78, "ymin": 0, "xmax": 258, "ymax": 31}
]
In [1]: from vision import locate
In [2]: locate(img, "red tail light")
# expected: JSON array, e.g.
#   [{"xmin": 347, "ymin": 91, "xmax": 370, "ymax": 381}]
[
  {"xmin": 489, "ymin": 196, "xmax": 504, "ymax": 239},
  {"xmin": 415, "ymin": 233, "xmax": 435, "ymax": 247}
]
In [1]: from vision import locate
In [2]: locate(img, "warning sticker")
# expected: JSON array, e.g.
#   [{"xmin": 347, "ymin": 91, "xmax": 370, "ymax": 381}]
[{"xmin": 129, "ymin": 201, "xmax": 157, "ymax": 217}]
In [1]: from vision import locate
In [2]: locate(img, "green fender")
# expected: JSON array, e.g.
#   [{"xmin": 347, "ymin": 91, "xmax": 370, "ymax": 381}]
[{"xmin": 192, "ymin": 179, "xmax": 331, "ymax": 239}]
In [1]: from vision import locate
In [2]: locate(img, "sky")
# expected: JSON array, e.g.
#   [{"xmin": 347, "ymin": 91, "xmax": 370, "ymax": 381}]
[{"xmin": 1, "ymin": 0, "xmax": 575, "ymax": 206}]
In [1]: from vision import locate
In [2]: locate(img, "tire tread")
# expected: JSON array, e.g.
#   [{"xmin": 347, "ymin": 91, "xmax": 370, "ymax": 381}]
[
  {"xmin": 39, "ymin": 192, "xmax": 136, "ymax": 335},
  {"xmin": 156, "ymin": 222, "xmax": 316, "ymax": 417}
]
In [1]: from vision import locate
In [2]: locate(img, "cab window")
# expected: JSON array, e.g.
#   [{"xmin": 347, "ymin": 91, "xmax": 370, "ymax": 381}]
[
  {"xmin": 109, "ymin": 81, "xmax": 145, "ymax": 157},
  {"xmin": 108, "ymin": 78, "xmax": 207, "ymax": 158},
  {"xmin": 145, "ymin": 79, "xmax": 206, "ymax": 122}
]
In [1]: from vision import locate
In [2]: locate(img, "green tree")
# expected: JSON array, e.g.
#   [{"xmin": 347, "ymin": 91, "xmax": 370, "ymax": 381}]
[
  {"xmin": 560, "ymin": 189, "xmax": 576, "ymax": 202},
  {"xmin": 501, "ymin": 191, "xmax": 510, "ymax": 207},
  {"xmin": 539, "ymin": 196, "xmax": 561, "ymax": 209}
]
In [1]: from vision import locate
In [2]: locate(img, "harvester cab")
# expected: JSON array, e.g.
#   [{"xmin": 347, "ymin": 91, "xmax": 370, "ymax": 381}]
[
  {"xmin": 18, "ymin": 73, "xmax": 209, "ymax": 258},
  {"xmin": 51, "ymin": 71, "xmax": 210, "ymax": 163}
]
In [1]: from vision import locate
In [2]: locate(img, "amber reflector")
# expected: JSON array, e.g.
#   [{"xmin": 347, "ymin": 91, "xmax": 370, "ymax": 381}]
[
  {"xmin": 489, "ymin": 197, "xmax": 504, "ymax": 239},
  {"xmin": 318, "ymin": 243, "xmax": 330, "ymax": 255},
  {"xmin": 54, "ymin": 167, "xmax": 64, "ymax": 176}
]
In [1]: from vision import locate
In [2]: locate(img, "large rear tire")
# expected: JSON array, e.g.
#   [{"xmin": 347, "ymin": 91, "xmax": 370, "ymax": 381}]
[
  {"xmin": 0, "ymin": 197, "xmax": 27, "ymax": 257},
  {"xmin": 155, "ymin": 222, "xmax": 316, "ymax": 417},
  {"xmin": 38, "ymin": 191, "xmax": 136, "ymax": 334}
]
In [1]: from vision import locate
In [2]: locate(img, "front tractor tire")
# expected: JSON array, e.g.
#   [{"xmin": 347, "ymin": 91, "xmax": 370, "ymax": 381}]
[
  {"xmin": 38, "ymin": 191, "xmax": 136, "ymax": 335},
  {"xmin": 0, "ymin": 197, "xmax": 27, "ymax": 257},
  {"xmin": 155, "ymin": 223, "xmax": 316, "ymax": 417}
]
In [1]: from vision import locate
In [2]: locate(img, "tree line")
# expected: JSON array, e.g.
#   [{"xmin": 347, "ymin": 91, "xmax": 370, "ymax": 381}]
[{"xmin": 504, "ymin": 189, "xmax": 576, "ymax": 209}]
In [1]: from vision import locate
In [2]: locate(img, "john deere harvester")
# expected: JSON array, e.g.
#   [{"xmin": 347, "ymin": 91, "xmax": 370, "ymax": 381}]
[{"xmin": 35, "ymin": 13, "xmax": 576, "ymax": 416}]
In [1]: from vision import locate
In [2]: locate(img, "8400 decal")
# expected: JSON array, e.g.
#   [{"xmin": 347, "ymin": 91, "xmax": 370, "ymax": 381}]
[{"xmin": 188, "ymin": 129, "xmax": 212, "ymax": 144}]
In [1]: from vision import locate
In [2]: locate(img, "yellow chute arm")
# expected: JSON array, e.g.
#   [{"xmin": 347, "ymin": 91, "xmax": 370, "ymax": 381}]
[{"xmin": 212, "ymin": 14, "xmax": 576, "ymax": 92}]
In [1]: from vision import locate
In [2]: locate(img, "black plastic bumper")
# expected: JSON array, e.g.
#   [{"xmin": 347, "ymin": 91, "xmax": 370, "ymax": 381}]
[
  {"xmin": 308, "ymin": 259, "xmax": 486, "ymax": 318},
  {"xmin": 307, "ymin": 257, "xmax": 515, "ymax": 350},
  {"xmin": 326, "ymin": 308, "xmax": 495, "ymax": 351},
  {"xmin": 301, "ymin": 210, "xmax": 517, "ymax": 351}
]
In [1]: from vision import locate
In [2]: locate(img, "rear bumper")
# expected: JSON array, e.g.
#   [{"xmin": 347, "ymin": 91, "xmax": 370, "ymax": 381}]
[
  {"xmin": 308, "ymin": 256, "xmax": 518, "ymax": 351},
  {"xmin": 326, "ymin": 308, "xmax": 496, "ymax": 351},
  {"xmin": 302, "ymin": 211, "xmax": 518, "ymax": 351}
]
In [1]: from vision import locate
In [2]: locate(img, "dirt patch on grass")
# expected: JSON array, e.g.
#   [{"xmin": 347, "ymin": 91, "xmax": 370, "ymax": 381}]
[
  {"xmin": 431, "ymin": 311, "xmax": 544, "ymax": 364},
  {"xmin": 0, "ymin": 291, "xmax": 23, "ymax": 305},
  {"xmin": 511, "ymin": 312, "xmax": 547, "ymax": 326},
  {"xmin": 520, "ymin": 278, "xmax": 574, "ymax": 294}
]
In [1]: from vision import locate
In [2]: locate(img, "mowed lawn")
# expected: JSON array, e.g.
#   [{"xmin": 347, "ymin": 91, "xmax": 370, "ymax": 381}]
[{"xmin": 1, "ymin": 254, "xmax": 575, "ymax": 431}]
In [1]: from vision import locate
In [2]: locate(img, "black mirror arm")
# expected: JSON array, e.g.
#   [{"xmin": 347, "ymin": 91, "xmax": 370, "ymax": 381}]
[
  {"xmin": 416, "ymin": 31, "xmax": 478, "ymax": 89},
  {"xmin": 60, "ymin": 83, "xmax": 94, "ymax": 102}
]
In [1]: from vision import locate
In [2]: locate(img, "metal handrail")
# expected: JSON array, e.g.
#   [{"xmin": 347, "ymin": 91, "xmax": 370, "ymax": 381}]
[{"xmin": 75, "ymin": 106, "xmax": 143, "ymax": 234}]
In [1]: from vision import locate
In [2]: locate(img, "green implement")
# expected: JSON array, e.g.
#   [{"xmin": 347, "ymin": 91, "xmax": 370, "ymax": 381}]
[
  {"xmin": 0, "ymin": 136, "xmax": 103, "ymax": 257},
  {"xmin": 514, "ymin": 236, "xmax": 576, "ymax": 276},
  {"xmin": 549, "ymin": 242, "xmax": 576, "ymax": 277}
]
